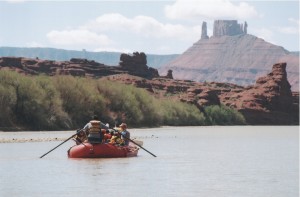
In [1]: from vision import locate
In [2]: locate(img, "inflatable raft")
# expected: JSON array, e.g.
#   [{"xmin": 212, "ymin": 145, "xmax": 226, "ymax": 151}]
[{"xmin": 68, "ymin": 142, "xmax": 140, "ymax": 158}]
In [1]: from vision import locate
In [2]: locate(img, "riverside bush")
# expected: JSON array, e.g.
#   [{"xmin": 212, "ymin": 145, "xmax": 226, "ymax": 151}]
[
  {"xmin": 204, "ymin": 105, "xmax": 246, "ymax": 125},
  {"xmin": 0, "ymin": 83, "xmax": 16, "ymax": 126},
  {"xmin": 34, "ymin": 76, "xmax": 71, "ymax": 129},
  {"xmin": 0, "ymin": 71, "xmax": 71, "ymax": 130},
  {"xmin": 0, "ymin": 70, "xmax": 246, "ymax": 130},
  {"xmin": 160, "ymin": 100, "xmax": 206, "ymax": 126},
  {"xmin": 52, "ymin": 76, "xmax": 105, "ymax": 128},
  {"xmin": 96, "ymin": 80, "xmax": 163, "ymax": 127}
]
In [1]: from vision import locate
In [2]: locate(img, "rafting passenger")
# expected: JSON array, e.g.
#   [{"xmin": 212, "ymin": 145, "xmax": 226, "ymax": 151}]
[
  {"xmin": 119, "ymin": 123, "xmax": 130, "ymax": 146},
  {"xmin": 104, "ymin": 129, "xmax": 112, "ymax": 143},
  {"xmin": 109, "ymin": 131, "xmax": 124, "ymax": 146},
  {"xmin": 74, "ymin": 129, "xmax": 87, "ymax": 145},
  {"xmin": 83, "ymin": 115, "xmax": 108, "ymax": 144}
]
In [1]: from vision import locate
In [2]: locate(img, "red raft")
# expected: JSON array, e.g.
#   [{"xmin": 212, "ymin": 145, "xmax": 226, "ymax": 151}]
[{"xmin": 68, "ymin": 142, "xmax": 139, "ymax": 158}]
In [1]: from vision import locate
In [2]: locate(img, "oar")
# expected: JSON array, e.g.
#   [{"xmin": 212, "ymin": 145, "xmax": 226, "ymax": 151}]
[
  {"xmin": 72, "ymin": 139, "xmax": 87, "ymax": 147},
  {"xmin": 40, "ymin": 130, "xmax": 80, "ymax": 158},
  {"xmin": 112, "ymin": 128, "xmax": 157, "ymax": 157}
]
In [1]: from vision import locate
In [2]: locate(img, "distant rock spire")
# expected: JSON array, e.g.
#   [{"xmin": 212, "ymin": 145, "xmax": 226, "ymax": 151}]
[
  {"xmin": 201, "ymin": 21, "xmax": 209, "ymax": 39},
  {"xmin": 244, "ymin": 21, "xmax": 248, "ymax": 34},
  {"xmin": 240, "ymin": 23, "xmax": 244, "ymax": 33},
  {"xmin": 166, "ymin": 69, "xmax": 173, "ymax": 79}
]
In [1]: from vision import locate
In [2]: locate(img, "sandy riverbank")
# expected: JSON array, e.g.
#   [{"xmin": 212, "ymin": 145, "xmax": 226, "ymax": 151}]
[{"xmin": 0, "ymin": 137, "xmax": 68, "ymax": 143}]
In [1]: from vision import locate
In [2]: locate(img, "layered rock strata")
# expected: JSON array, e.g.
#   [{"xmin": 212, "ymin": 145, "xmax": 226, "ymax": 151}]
[
  {"xmin": 160, "ymin": 20, "xmax": 299, "ymax": 91},
  {"xmin": 0, "ymin": 53, "xmax": 159, "ymax": 79},
  {"xmin": 107, "ymin": 62, "xmax": 299, "ymax": 125},
  {"xmin": 213, "ymin": 20, "xmax": 246, "ymax": 37}
]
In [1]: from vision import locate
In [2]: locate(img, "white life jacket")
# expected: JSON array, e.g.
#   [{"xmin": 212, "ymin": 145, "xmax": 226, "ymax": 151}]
[{"xmin": 89, "ymin": 120, "xmax": 101, "ymax": 134}]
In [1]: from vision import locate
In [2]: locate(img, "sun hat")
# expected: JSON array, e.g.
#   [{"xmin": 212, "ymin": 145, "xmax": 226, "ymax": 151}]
[{"xmin": 119, "ymin": 123, "xmax": 127, "ymax": 128}]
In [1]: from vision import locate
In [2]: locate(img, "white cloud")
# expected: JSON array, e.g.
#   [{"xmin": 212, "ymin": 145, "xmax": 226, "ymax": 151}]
[
  {"xmin": 46, "ymin": 13, "xmax": 202, "ymax": 53},
  {"xmin": 250, "ymin": 16, "xmax": 299, "ymax": 49},
  {"xmin": 250, "ymin": 27, "xmax": 276, "ymax": 45},
  {"xmin": 83, "ymin": 13, "xmax": 201, "ymax": 41},
  {"xmin": 165, "ymin": 0, "xmax": 260, "ymax": 20},
  {"xmin": 5, "ymin": 0, "xmax": 27, "ymax": 3},
  {"xmin": 46, "ymin": 29, "xmax": 113, "ymax": 48}
]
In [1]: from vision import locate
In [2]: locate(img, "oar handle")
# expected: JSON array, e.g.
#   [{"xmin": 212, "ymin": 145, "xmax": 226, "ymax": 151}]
[{"xmin": 112, "ymin": 129, "xmax": 157, "ymax": 157}]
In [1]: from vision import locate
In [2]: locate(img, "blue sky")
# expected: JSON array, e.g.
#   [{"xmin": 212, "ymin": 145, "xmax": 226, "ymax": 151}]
[{"xmin": 0, "ymin": 0, "xmax": 299, "ymax": 54}]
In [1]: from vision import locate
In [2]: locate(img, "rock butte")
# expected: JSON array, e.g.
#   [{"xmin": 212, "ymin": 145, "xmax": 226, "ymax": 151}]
[{"xmin": 159, "ymin": 20, "xmax": 299, "ymax": 91}]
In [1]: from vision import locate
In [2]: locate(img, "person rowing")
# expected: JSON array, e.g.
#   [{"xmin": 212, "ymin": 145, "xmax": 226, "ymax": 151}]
[
  {"xmin": 118, "ymin": 123, "xmax": 130, "ymax": 146},
  {"xmin": 81, "ymin": 115, "xmax": 109, "ymax": 144}
]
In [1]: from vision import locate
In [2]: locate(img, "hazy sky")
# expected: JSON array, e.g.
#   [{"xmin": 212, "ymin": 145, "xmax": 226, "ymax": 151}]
[{"xmin": 0, "ymin": 0, "xmax": 299, "ymax": 54}]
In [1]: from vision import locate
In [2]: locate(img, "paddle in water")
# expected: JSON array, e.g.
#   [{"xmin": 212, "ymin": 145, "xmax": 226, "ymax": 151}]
[
  {"xmin": 112, "ymin": 128, "xmax": 157, "ymax": 157},
  {"xmin": 40, "ymin": 129, "xmax": 81, "ymax": 158}
]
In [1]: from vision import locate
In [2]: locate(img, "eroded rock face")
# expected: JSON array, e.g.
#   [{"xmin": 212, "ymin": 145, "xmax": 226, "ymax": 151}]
[
  {"xmin": 107, "ymin": 62, "xmax": 299, "ymax": 125},
  {"xmin": 0, "ymin": 53, "xmax": 159, "ymax": 79},
  {"xmin": 223, "ymin": 62, "xmax": 293, "ymax": 112},
  {"xmin": 0, "ymin": 57, "xmax": 23, "ymax": 68},
  {"xmin": 160, "ymin": 20, "xmax": 299, "ymax": 91},
  {"xmin": 201, "ymin": 21, "xmax": 209, "ymax": 39},
  {"xmin": 213, "ymin": 20, "xmax": 245, "ymax": 37},
  {"xmin": 243, "ymin": 22, "xmax": 248, "ymax": 34},
  {"xmin": 219, "ymin": 62, "xmax": 298, "ymax": 124},
  {"xmin": 166, "ymin": 70, "xmax": 173, "ymax": 79},
  {"xmin": 119, "ymin": 52, "xmax": 159, "ymax": 78},
  {"xmin": 255, "ymin": 63, "xmax": 292, "ymax": 111}
]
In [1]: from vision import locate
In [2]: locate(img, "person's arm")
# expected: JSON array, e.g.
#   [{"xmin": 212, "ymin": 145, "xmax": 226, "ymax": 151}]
[
  {"xmin": 100, "ymin": 122, "xmax": 109, "ymax": 130},
  {"xmin": 83, "ymin": 123, "xmax": 90, "ymax": 131}
]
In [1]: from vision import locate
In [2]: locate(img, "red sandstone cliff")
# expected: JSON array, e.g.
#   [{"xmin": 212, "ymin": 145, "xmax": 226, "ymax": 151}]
[
  {"xmin": 0, "ymin": 52, "xmax": 158, "ymax": 79},
  {"xmin": 106, "ymin": 63, "xmax": 299, "ymax": 125}
]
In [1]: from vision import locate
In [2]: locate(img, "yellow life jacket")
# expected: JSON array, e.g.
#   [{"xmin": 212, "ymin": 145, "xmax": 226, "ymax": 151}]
[
  {"xmin": 109, "ymin": 135, "xmax": 124, "ymax": 145},
  {"xmin": 89, "ymin": 120, "xmax": 101, "ymax": 134},
  {"xmin": 116, "ymin": 137, "xmax": 124, "ymax": 145}
]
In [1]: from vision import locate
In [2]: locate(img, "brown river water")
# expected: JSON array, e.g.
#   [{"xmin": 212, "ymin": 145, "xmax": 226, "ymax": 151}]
[{"xmin": 0, "ymin": 126, "xmax": 298, "ymax": 197}]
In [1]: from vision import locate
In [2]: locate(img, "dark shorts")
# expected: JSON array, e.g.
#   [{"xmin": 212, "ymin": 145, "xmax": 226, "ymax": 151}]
[{"xmin": 88, "ymin": 137, "xmax": 102, "ymax": 144}]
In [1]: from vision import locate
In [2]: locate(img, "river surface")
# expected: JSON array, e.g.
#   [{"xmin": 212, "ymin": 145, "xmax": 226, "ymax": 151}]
[{"xmin": 0, "ymin": 126, "xmax": 298, "ymax": 197}]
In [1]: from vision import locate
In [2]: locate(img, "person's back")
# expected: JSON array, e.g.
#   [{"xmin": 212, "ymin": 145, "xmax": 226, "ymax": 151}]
[{"xmin": 83, "ymin": 115, "xmax": 103, "ymax": 144}]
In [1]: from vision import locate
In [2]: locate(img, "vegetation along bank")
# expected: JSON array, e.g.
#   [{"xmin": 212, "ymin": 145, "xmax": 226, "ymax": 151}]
[{"xmin": 0, "ymin": 70, "xmax": 245, "ymax": 131}]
